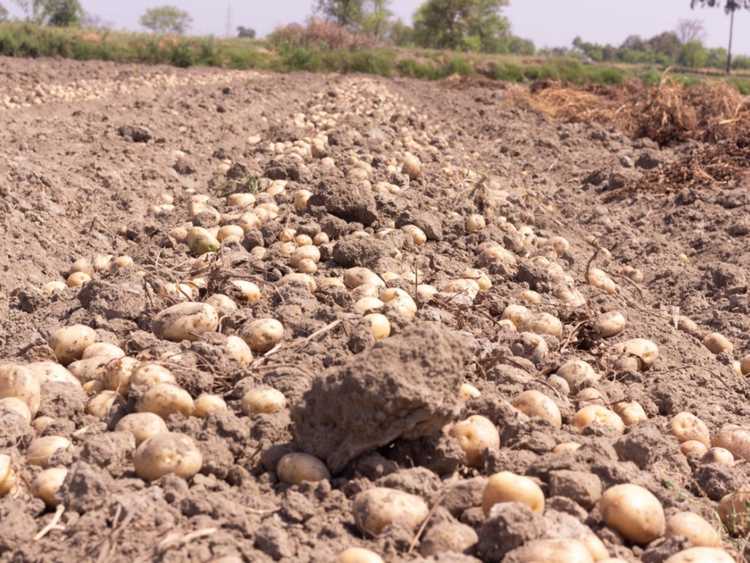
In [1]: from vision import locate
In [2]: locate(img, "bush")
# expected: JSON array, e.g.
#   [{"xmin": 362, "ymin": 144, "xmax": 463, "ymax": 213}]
[{"xmin": 269, "ymin": 18, "xmax": 375, "ymax": 51}]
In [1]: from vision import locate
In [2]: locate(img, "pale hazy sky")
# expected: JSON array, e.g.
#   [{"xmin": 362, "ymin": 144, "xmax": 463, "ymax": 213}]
[{"xmin": 6, "ymin": 0, "xmax": 750, "ymax": 54}]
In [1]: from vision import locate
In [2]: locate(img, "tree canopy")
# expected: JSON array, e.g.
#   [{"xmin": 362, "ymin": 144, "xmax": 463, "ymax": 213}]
[
  {"xmin": 413, "ymin": 0, "xmax": 510, "ymax": 52},
  {"xmin": 0, "ymin": 3, "xmax": 8, "ymax": 21},
  {"xmin": 314, "ymin": 0, "xmax": 364, "ymax": 28},
  {"xmin": 690, "ymin": 0, "xmax": 750, "ymax": 11},
  {"xmin": 139, "ymin": 5, "xmax": 193, "ymax": 35}
]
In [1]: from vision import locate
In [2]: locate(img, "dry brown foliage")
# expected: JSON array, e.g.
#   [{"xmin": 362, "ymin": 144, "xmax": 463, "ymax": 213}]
[{"xmin": 268, "ymin": 18, "xmax": 377, "ymax": 51}]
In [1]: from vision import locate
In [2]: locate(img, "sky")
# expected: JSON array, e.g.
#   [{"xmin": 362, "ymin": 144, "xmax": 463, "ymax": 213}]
[{"xmin": 5, "ymin": 0, "xmax": 750, "ymax": 55}]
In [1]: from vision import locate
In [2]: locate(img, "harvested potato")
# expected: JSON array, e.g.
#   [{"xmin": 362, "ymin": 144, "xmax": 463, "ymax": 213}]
[
  {"xmin": 68, "ymin": 356, "xmax": 113, "ymax": 383},
  {"xmin": 664, "ymin": 547, "xmax": 734, "ymax": 563},
  {"xmin": 102, "ymin": 357, "xmax": 140, "ymax": 394},
  {"xmin": 671, "ymin": 412, "xmax": 710, "ymax": 447},
  {"xmin": 502, "ymin": 304, "xmax": 531, "ymax": 329},
  {"xmin": 336, "ymin": 547, "xmax": 384, "ymax": 563},
  {"xmin": 506, "ymin": 539, "xmax": 594, "ymax": 563},
  {"xmin": 380, "ymin": 287, "xmax": 417, "ymax": 319},
  {"xmin": 187, "ymin": 226, "xmax": 220, "ymax": 255},
  {"xmin": 512, "ymin": 390, "xmax": 562, "ymax": 428},
  {"xmin": 277, "ymin": 453, "xmax": 330, "ymax": 484},
  {"xmin": 0, "ymin": 364, "xmax": 41, "ymax": 416},
  {"xmin": 554, "ymin": 442, "xmax": 582, "ymax": 454},
  {"xmin": 32, "ymin": 467, "xmax": 67, "ymax": 507},
  {"xmin": 27, "ymin": 436, "xmax": 71, "ymax": 467},
  {"xmin": 352, "ymin": 487, "xmax": 429, "ymax": 535},
  {"xmin": 0, "ymin": 454, "xmax": 16, "ymax": 496},
  {"xmin": 450, "ymin": 415, "xmax": 500, "ymax": 467},
  {"xmin": 703, "ymin": 332, "xmax": 733, "ymax": 355},
  {"xmin": 50, "ymin": 324, "xmax": 97, "ymax": 365},
  {"xmin": 482, "ymin": 471, "xmax": 544, "ymax": 515},
  {"xmin": 231, "ymin": 280, "xmax": 261, "ymax": 303},
  {"xmin": 344, "ymin": 268, "xmax": 384, "ymax": 289},
  {"xmin": 613, "ymin": 401, "xmax": 647, "ymax": 426},
  {"xmin": 67, "ymin": 271, "xmax": 91, "ymax": 287},
  {"xmin": 225, "ymin": 335, "xmax": 253, "ymax": 367},
  {"xmin": 0, "ymin": 397, "xmax": 32, "ymax": 424},
  {"xmin": 353, "ymin": 297, "xmax": 385, "ymax": 315},
  {"xmin": 703, "ymin": 447, "xmax": 734, "ymax": 466},
  {"xmin": 611, "ymin": 338, "xmax": 659, "ymax": 369},
  {"xmin": 152, "ymin": 302, "xmax": 219, "ymax": 342},
  {"xmin": 573, "ymin": 405, "xmax": 625, "ymax": 434},
  {"xmin": 217, "ymin": 224, "xmax": 244, "ymax": 242},
  {"xmin": 518, "ymin": 289, "xmax": 542, "ymax": 305},
  {"xmin": 600, "ymin": 484, "xmax": 665, "ymax": 544},
  {"xmin": 548, "ymin": 374, "xmax": 570, "ymax": 395},
  {"xmin": 128, "ymin": 363, "xmax": 176, "ymax": 393},
  {"xmin": 43, "ymin": 280, "xmax": 67, "ymax": 294},
  {"xmin": 576, "ymin": 387, "xmax": 606, "ymax": 408},
  {"xmin": 138, "ymin": 383, "xmax": 194, "ymax": 418},
  {"xmin": 241, "ymin": 318, "xmax": 284, "ymax": 353},
  {"xmin": 588, "ymin": 268, "xmax": 617, "ymax": 293},
  {"xmin": 205, "ymin": 293, "xmax": 238, "ymax": 316},
  {"xmin": 595, "ymin": 311, "xmax": 627, "ymax": 338},
  {"xmin": 665, "ymin": 511, "xmax": 721, "ymax": 547},
  {"xmin": 441, "ymin": 279, "xmax": 480, "ymax": 302},
  {"xmin": 294, "ymin": 189, "xmax": 313, "ymax": 211},
  {"xmin": 402, "ymin": 224, "xmax": 427, "ymax": 245},
  {"xmin": 87, "ymin": 390, "xmax": 118, "ymax": 418},
  {"xmin": 680, "ymin": 440, "xmax": 709, "ymax": 459},
  {"xmin": 82, "ymin": 342, "xmax": 124, "ymax": 360},
  {"xmin": 134, "ymin": 432, "xmax": 202, "ymax": 481},
  {"xmin": 713, "ymin": 424, "xmax": 750, "ymax": 461},
  {"xmin": 193, "ymin": 394, "xmax": 228, "ymax": 417},
  {"xmin": 557, "ymin": 359, "xmax": 599, "ymax": 391},
  {"xmin": 402, "ymin": 153, "xmax": 422, "ymax": 179},
  {"xmin": 459, "ymin": 383, "xmax": 481, "ymax": 401},
  {"xmin": 241, "ymin": 387, "xmax": 286, "ymax": 415},
  {"xmin": 116, "ymin": 412, "xmax": 168, "ymax": 446},
  {"xmin": 465, "ymin": 214, "xmax": 486, "ymax": 233},
  {"xmin": 526, "ymin": 312, "xmax": 563, "ymax": 338},
  {"xmin": 364, "ymin": 313, "xmax": 391, "ymax": 340}
]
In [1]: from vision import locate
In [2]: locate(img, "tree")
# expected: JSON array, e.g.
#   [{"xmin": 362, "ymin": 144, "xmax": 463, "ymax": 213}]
[
  {"xmin": 237, "ymin": 26, "xmax": 256, "ymax": 38},
  {"xmin": 361, "ymin": 0, "xmax": 392, "ymax": 38},
  {"xmin": 39, "ymin": 0, "xmax": 82, "ymax": 26},
  {"xmin": 0, "ymin": 3, "xmax": 8, "ymax": 21},
  {"xmin": 691, "ymin": 0, "xmax": 750, "ymax": 73},
  {"xmin": 413, "ymin": 0, "xmax": 509, "ymax": 52},
  {"xmin": 676, "ymin": 18, "xmax": 706, "ymax": 43},
  {"xmin": 314, "ymin": 0, "xmax": 364, "ymax": 28},
  {"xmin": 140, "ymin": 5, "xmax": 192, "ymax": 35}
]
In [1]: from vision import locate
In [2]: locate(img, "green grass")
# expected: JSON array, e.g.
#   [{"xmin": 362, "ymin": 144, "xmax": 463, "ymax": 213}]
[{"xmin": 0, "ymin": 22, "xmax": 747, "ymax": 93}]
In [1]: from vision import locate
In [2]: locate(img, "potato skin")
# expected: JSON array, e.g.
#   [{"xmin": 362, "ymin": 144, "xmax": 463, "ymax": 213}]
[
  {"xmin": 152, "ymin": 302, "xmax": 219, "ymax": 342},
  {"xmin": 599, "ymin": 484, "xmax": 665, "ymax": 545},
  {"xmin": 352, "ymin": 487, "xmax": 429, "ymax": 536},
  {"xmin": 482, "ymin": 472, "xmax": 545, "ymax": 515},
  {"xmin": 133, "ymin": 432, "xmax": 202, "ymax": 481}
]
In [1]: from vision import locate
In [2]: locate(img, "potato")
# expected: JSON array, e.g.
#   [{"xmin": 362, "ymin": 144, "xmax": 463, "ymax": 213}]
[
  {"xmin": 205, "ymin": 293, "xmax": 238, "ymax": 316},
  {"xmin": 364, "ymin": 313, "xmax": 391, "ymax": 340},
  {"xmin": 354, "ymin": 297, "xmax": 385, "ymax": 315},
  {"xmin": 241, "ymin": 318, "xmax": 284, "ymax": 353},
  {"xmin": 548, "ymin": 236, "xmax": 571, "ymax": 256},
  {"xmin": 588, "ymin": 268, "xmax": 617, "ymax": 294},
  {"xmin": 344, "ymin": 268, "xmax": 384, "ymax": 289},
  {"xmin": 0, "ymin": 397, "xmax": 32, "ymax": 424},
  {"xmin": 277, "ymin": 453, "xmax": 330, "ymax": 484},
  {"xmin": 162, "ymin": 282, "xmax": 199, "ymax": 301},
  {"xmin": 573, "ymin": 405, "xmax": 625, "ymax": 434},
  {"xmin": 555, "ymin": 285, "xmax": 587, "ymax": 307},
  {"xmin": 451, "ymin": 415, "xmax": 500, "ymax": 467},
  {"xmin": 32, "ymin": 467, "xmax": 67, "ymax": 507},
  {"xmin": 465, "ymin": 214, "xmax": 486, "ymax": 234},
  {"xmin": 138, "ymin": 383, "xmax": 194, "ymax": 418},
  {"xmin": 227, "ymin": 192, "xmax": 255, "ymax": 208},
  {"xmin": 68, "ymin": 356, "xmax": 115, "ymax": 383},
  {"xmin": 402, "ymin": 152, "xmax": 422, "ymax": 179},
  {"xmin": 87, "ymin": 390, "xmax": 118, "ymax": 418},
  {"xmin": 502, "ymin": 304, "xmax": 531, "ymax": 329},
  {"xmin": 380, "ymin": 287, "xmax": 417, "ymax": 319},
  {"xmin": 27, "ymin": 436, "xmax": 71, "ymax": 467},
  {"xmin": 128, "ymin": 363, "xmax": 176, "ymax": 392},
  {"xmin": 194, "ymin": 394, "xmax": 228, "ymax": 417},
  {"xmin": 32, "ymin": 416, "xmax": 55, "ymax": 433},
  {"xmin": 70, "ymin": 257, "xmax": 93, "ymax": 275},
  {"xmin": 116, "ymin": 412, "xmax": 168, "ymax": 445},
  {"xmin": 187, "ymin": 227, "xmax": 220, "ymax": 255},
  {"xmin": 133, "ymin": 432, "xmax": 202, "ymax": 481},
  {"xmin": 671, "ymin": 412, "xmax": 710, "ymax": 447},
  {"xmin": 402, "ymin": 224, "xmax": 427, "ymax": 245},
  {"xmin": 217, "ymin": 225, "xmax": 244, "ymax": 242},
  {"xmin": 595, "ymin": 311, "xmax": 627, "ymax": 338},
  {"xmin": 441, "ymin": 279, "xmax": 480, "ymax": 301},
  {"xmin": 611, "ymin": 338, "xmax": 659, "ymax": 369},
  {"xmin": 113, "ymin": 255, "xmax": 134, "ymax": 271},
  {"xmin": 526, "ymin": 313, "xmax": 563, "ymax": 338},
  {"xmin": 506, "ymin": 539, "xmax": 594, "ymax": 563},
  {"xmin": 576, "ymin": 387, "xmax": 606, "ymax": 408},
  {"xmin": 479, "ymin": 244, "xmax": 518, "ymax": 269},
  {"xmin": 459, "ymin": 383, "xmax": 481, "ymax": 401},
  {"xmin": 294, "ymin": 189, "xmax": 313, "ymax": 211},
  {"xmin": 518, "ymin": 289, "xmax": 542, "ymax": 305},
  {"xmin": 665, "ymin": 511, "xmax": 721, "ymax": 547},
  {"xmin": 282, "ymin": 273, "xmax": 317, "ymax": 293},
  {"xmin": 43, "ymin": 280, "xmax": 67, "ymax": 294},
  {"xmin": 713, "ymin": 424, "xmax": 750, "ymax": 461},
  {"xmin": 82, "ymin": 342, "xmax": 124, "ymax": 360},
  {"xmin": 152, "ymin": 302, "xmax": 219, "ymax": 342},
  {"xmin": 702, "ymin": 447, "xmax": 734, "ymax": 466},
  {"xmin": 512, "ymin": 390, "xmax": 562, "ymax": 428},
  {"xmin": 703, "ymin": 332, "xmax": 733, "ymax": 355},
  {"xmin": 554, "ymin": 442, "xmax": 582, "ymax": 455},
  {"xmin": 336, "ymin": 547, "xmax": 384, "ymax": 563},
  {"xmin": 352, "ymin": 487, "xmax": 429, "ymax": 535},
  {"xmin": 613, "ymin": 401, "xmax": 647, "ymax": 427},
  {"xmin": 483, "ymin": 471, "xmax": 544, "ymax": 515},
  {"xmin": 0, "ymin": 454, "xmax": 16, "ymax": 496},
  {"xmin": 557, "ymin": 359, "xmax": 599, "ymax": 391},
  {"xmin": 664, "ymin": 547, "xmax": 734, "ymax": 563},
  {"xmin": 599, "ymin": 484, "xmax": 665, "ymax": 544},
  {"xmin": 50, "ymin": 324, "xmax": 97, "ymax": 365},
  {"xmin": 680, "ymin": 440, "xmax": 709, "ymax": 459},
  {"xmin": 102, "ymin": 356, "xmax": 140, "ymax": 395},
  {"xmin": 548, "ymin": 374, "xmax": 570, "ymax": 395},
  {"xmin": 241, "ymin": 387, "xmax": 286, "ymax": 415},
  {"xmin": 230, "ymin": 280, "xmax": 261, "ymax": 303},
  {"xmin": 0, "ymin": 364, "xmax": 41, "ymax": 416},
  {"xmin": 67, "ymin": 271, "xmax": 91, "ymax": 287}
]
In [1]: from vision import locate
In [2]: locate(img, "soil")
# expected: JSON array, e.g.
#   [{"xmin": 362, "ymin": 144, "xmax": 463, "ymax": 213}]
[{"xmin": 1, "ymin": 56, "xmax": 750, "ymax": 561}]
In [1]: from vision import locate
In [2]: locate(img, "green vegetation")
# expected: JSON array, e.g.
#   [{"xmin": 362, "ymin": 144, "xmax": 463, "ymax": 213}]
[{"xmin": 139, "ymin": 5, "xmax": 192, "ymax": 35}]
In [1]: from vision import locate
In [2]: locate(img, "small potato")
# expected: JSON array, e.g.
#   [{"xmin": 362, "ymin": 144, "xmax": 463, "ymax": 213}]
[
  {"xmin": 86, "ymin": 390, "xmax": 118, "ymax": 418},
  {"xmin": 353, "ymin": 297, "xmax": 385, "ymax": 315},
  {"xmin": 502, "ymin": 304, "xmax": 531, "ymax": 329},
  {"xmin": 703, "ymin": 332, "xmax": 733, "ymax": 355},
  {"xmin": 67, "ymin": 271, "xmax": 92, "ymax": 288},
  {"xmin": 33, "ymin": 416, "xmax": 56, "ymax": 433},
  {"xmin": 152, "ymin": 302, "xmax": 219, "ymax": 342},
  {"xmin": 702, "ymin": 447, "xmax": 734, "ymax": 466},
  {"xmin": 43, "ymin": 280, "xmax": 67, "ymax": 294},
  {"xmin": 450, "ymin": 415, "xmax": 500, "ymax": 467},
  {"xmin": 548, "ymin": 374, "xmax": 570, "ymax": 395},
  {"xmin": 557, "ymin": 359, "xmax": 598, "ymax": 391},
  {"xmin": 0, "ymin": 397, "xmax": 32, "ymax": 424},
  {"xmin": 241, "ymin": 387, "xmax": 286, "ymax": 415},
  {"xmin": 680, "ymin": 440, "xmax": 709, "ymax": 459},
  {"xmin": 482, "ymin": 471, "xmax": 544, "ymax": 515},
  {"xmin": 576, "ymin": 387, "xmax": 606, "ymax": 408},
  {"xmin": 595, "ymin": 311, "xmax": 627, "ymax": 338},
  {"xmin": 554, "ymin": 442, "xmax": 582, "ymax": 455},
  {"xmin": 664, "ymin": 547, "xmax": 734, "ymax": 563},
  {"xmin": 186, "ymin": 226, "xmax": 220, "ymax": 255},
  {"xmin": 138, "ymin": 383, "xmax": 194, "ymax": 418},
  {"xmin": 0, "ymin": 454, "xmax": 17, "ymax": 496},
  {"xmin": 505, "ymin": 539, "xmax": 594, "ymax": 563},
  {"xmin": 518, "ymin": 289, "xmax": 542, "ymax": 305},
  {"xmin": 588, "ymin": 268, "xmax": 617, "ymax": 294},
  {"xmin": 599, "ymin": 484, "xmax": 665, "ymax": 544},
  {"xmin": 512, "ymin": 390, "xmax": 561, "ymax": 428},
  {"xmin": 68, "ymin": 355, "xmax": 113, "ymax": 383},
  {"xmin": 27, "ymin": 436, "xmax": 71, "ymax": 467},
  {"xmin": 116, "ymin": 412, "xmax": 168, "ymax": 446},
  {"xmin": 32, "ymin": 467, "xmax": 67, "ymax": 507},
  {"xmin": 128, "ymin": 363, "xmax": 176, "ymax": 393},
  {"xmin": 719, "ymin": 488, "xmax": 750, "ymax": 534},
  {"xmin": 526, "ymin": 312, "xmax": 563, "ymax": 338},
  {"xmin": 277, "ymin": 453, "xmax": 331, "ymax": 484},
  {"xmin": 364, "ymin": 313, "xmax": 391, "ymax": 340},
  {"xmin": 402, "ymin": 152, "xmax": 422, "ymax": 179},
  {"xmin": 241, "ymin": 318, "xmax": 284, "ymax": 353},
  {"xmin": 336, "ymin": 547, "xmax": 384, "ymax": 563},
  {"xmin": 205, "ymin": 293, "xmax": 238, "ymax": 316},
  {"xmin": 671, "ymin": 412, "xmax": 710, "ymax": 447},
  {"xmin": 479, "ymin": 244, "xmax": 517, "ymax": 269},
  {"xmin": 344, "ymin": 268, "xmax": 384, "ymax": 289},
  {"xmin": 224, "ymin": 335, "xmax": 253, "ymax": 367},
  {"xmin": 227, "ymin": 192, "xmax": 256, "ymax": 208},
  {"xmin": 740, "ymin": 354, "xmax": 750, "ymax": 376},
  {"xmin": 402, "ymin": 224, "xmax": 427, "ymax": 245},
  {"xmin": 666, "ymin": 511, "xmax": 721, "ymax": 547},
  {"xmin": 102, "ymin": 356, "xmax": 140, "ymax": 395},
  {"xmin": 352, "ymin": 487, "xmax": 429, "ymax": 535},
  {"xmin": 217, "ymin": 225, "xmax": 245, "ymax": 242},
  {"xmin": 573, "ymin": 405, "xmax": 625, "ymax": 434},
  {"xmin": 611, "ymin": 338, "xmax": 659, "ymax": 369},
  {"xmin": 70, "ymin": 257, "xmax": 93, "ymax": 275},
  {"xmin": 133, "ymin": 432, "xmax": 202, "ymax": 481},
  {"xmin": 380, "ymin": 287, "xmax": 417, "ymax": 319},
  {"xmin": 50, "ymin": 324, "xmax": 97, "ymax": 365},
  {"xmin": 465, "ymin": 214, "xmax": 486, "ymax": 234},
  {"xmin": 294, "ymin": 189, "xmax": 313, "ymax": 211},
  {"xmin": 548, "ymin": 236, "xmax": 571, "ymax": 256},
  {"xmin": 82, "ymin": 342, "xmax": 124, "ymax": 360},
  {"xmin": 713, "ymin": 424, "xmax": 750, "ymax": 461},
  {"xmin": 613, "ymin": 401, "xmax": 647, "ymax": 427},
  {"xmin": 441, "ymin": 279, "xmax": 480, "ymax": 301},
  {"xmin": 0, "ymin": 364, "xmax": 41, "ymax": 416},
  {"xmin": 230, "ymin": 280, "xmax": 261, "ymax": 303},
  {"xmin": 459, "ymin": 383, "xmax": 481, "ymax": 401},
  {"xmin": 194, "ymin": 394, "xmax": 228, "ymax": 417}
]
